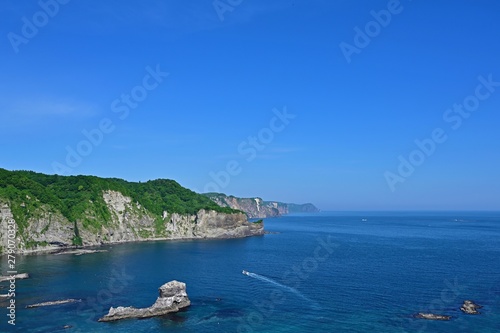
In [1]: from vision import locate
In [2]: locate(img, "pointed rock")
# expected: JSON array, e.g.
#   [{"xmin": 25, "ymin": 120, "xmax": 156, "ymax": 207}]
[{"xmin": 98, "ymin": 280, "xmax": 190, "ymax": 322}]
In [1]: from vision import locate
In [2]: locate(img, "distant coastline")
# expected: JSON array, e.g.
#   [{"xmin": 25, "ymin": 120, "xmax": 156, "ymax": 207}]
[{"xmin": 203, "ymin": 192, "xmax": 320, "ymax": 218}]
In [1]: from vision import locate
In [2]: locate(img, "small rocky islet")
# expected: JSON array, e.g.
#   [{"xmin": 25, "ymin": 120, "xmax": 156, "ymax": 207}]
[
  {"xmin": 460, "ymin": 300, "xmax": 482, "ymax": 314},
  {"xmin": 414, "ymin": 300, "xmax": 483, "ymax": 321},
  {"xmin": 26, "ymin": 299, "xmax": 81, "ymax": 309},
  {"xmin": 98, "ymin": 280, "xmax": 190, "ymax": 322},
  {"xmin": 415, "ymin": 313, "xmax": 451, "ymax": 321}
]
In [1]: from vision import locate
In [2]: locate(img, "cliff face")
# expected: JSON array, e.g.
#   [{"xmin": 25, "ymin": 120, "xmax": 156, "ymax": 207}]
[
  {"xmin": 204, "ymin": 193, "xmax": 319, "ymax": 218},
  {"xmin": 287, "ymin": 203, "xmax": 320, "ymax": 213},
  {"xmin": 0, "ymin": 190, "xmax": 264, "ymax": 255}
]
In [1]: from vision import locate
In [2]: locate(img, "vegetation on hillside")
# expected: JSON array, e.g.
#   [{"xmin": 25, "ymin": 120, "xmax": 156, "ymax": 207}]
[{"xmin": 0, "ymin": 168, "xmax": 238, "ymax": 233}]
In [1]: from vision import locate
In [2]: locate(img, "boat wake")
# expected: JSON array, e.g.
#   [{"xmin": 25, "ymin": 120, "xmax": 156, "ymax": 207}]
[{"xmin": 242, "ymin": 270, "xmax": 320, "ymax": 309}]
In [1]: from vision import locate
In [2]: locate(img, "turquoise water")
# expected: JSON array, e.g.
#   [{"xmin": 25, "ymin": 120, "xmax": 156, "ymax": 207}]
[{"xmin": 2, "ymin": 212, "xmax": 500, "ymax": 332}]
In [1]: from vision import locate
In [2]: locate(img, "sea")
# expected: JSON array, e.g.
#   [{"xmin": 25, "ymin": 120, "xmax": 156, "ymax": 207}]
[{"xmin": 1, "ymin": 212, "xmax": 500, "ymax": 332}]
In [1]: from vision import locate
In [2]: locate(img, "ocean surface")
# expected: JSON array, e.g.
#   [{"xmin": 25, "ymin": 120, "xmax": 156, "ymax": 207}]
[{"xmin": 2, "ymin": 212, "xmax": 500, "ymax": 332}]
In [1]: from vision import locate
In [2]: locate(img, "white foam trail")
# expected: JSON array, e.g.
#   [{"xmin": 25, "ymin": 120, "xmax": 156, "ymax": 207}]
[{"xmin": 245, "ymin": 272, "xmax": 320, "ymax": 309}]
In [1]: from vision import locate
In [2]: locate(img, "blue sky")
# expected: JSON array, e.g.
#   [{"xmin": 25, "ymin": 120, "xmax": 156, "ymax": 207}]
[{"xmin": 1, "ymin": 0, "xmax": 500, "ymax": 210}]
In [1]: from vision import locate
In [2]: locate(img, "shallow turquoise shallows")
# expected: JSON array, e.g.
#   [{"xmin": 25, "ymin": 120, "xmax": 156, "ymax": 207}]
[{"xmin": 3, "ymin": 212, "xmax": 500, "ymax": 332}]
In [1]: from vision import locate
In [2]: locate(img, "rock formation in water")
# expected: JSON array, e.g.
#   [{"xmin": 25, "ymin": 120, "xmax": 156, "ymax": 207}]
[
  {"xmin": 204, "ymin": 193, "xmax": 319, "ymax": 218},
  {"xmin": 98, "ymin": 280, "xmax": 190, "ymax": 322},
  {"xmin": 0, "ymin": 273, "xmax": 29, "ymax": 282},
  {"xmin": 414, "ymin": 299, "xmax": 483, "ymax": 321},
  {"xmin": 460, "ymin": 300, "xmax": 482, "ymax": 314},
  {"xmin": 415, "ymin": 313, "xmax": 451, "ymax": 321},
  {"xmin": 0, "ymin": 169, "xmax": 264, "ymax": 255},
  {"xmin": 26, "ymin": 299, "xmax": 80, "ymax": 308}
]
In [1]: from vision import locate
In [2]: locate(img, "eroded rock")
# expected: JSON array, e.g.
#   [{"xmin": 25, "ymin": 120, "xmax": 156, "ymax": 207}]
[
  {"xmin": 460, "ymin": 300, "xmax": 482, "ymax": 314},
  {"xmin": 415, "ymin": 313, "xmax": 451, "ymax": 321},
  {"xmin": 98, "ymin": 280, "xmax": 190, "ymax": 322},
  {"xmin": 26, "ymin": 299, "xmax": 80, "ymax": 308}
]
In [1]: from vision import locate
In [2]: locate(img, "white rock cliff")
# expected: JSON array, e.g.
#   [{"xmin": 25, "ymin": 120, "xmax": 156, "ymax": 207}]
[{"xmin": 0, "ymin": 190, "xmax": 264, "ymax": 254}]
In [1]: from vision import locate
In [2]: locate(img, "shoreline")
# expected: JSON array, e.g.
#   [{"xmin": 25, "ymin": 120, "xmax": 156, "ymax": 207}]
[{"xmin": 3, "ymin": 231, "xmax": 267, "ymax": 256}]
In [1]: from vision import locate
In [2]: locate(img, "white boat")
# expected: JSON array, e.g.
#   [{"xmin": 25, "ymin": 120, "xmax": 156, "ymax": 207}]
[{"xmin": 242, "ymin": 270, "xmax": 249, "ymax": 275}]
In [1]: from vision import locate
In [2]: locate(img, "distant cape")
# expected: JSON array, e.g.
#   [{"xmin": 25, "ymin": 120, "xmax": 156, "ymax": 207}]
[{"xmin": 203, "ymin": 193, "xmax": 319, "ymax": 219}]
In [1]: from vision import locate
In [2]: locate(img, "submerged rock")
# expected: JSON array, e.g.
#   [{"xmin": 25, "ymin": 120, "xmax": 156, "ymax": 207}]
[
  {"xmin": 460, "ymin": 300, "xmax": 482, "ymax": 314},
  {"xmin": 26, "ymin": 299, "xmax": 80, "ymax": 308},
  {"xmin": 415, "ymin": 313, "xmax": 451, "ymax": 321},
  {"xmin": 0, "ymin": 273, "xmax": 29, "ymax": 282},
  {"xmin": 98, "ymin": 280, "xmax": 190, "ymax": 322}
]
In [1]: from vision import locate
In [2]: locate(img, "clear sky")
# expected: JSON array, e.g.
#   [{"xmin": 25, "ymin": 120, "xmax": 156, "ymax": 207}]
[{"xmin": 1, "ymin": 0, "xmax": 500, "ymax": 210}]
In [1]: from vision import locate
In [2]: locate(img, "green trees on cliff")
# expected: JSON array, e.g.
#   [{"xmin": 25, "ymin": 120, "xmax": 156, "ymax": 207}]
[{"xmin": 0, "ymin": 168, "xmax": 236, "ymax": 230}]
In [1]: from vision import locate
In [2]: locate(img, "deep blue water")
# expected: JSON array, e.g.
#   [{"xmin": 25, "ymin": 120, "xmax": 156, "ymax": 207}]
[{"xmin": 2, "ymin": 212, "xmax": 500, "ymax": 332}]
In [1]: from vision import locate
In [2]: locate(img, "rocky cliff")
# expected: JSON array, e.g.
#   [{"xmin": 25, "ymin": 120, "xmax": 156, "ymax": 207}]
[
  {"xmin": 0, "ymin": 191, "xmax": 263, "ymax": 255},
  {"xmin": 0, "ymin": 169, "xmax": 264, "ymax": 254},
  {"xmin": 204, "ymin": 193, "xmax": 319, "ymax": 218}
]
